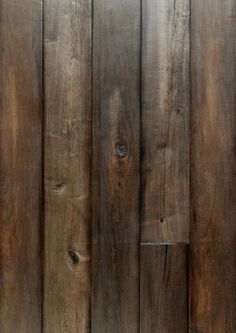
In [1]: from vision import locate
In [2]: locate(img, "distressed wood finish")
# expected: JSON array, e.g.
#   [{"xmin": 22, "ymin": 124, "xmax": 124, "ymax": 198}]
[
  {"xmin": 92, "ymin": 1, "xmax": 140, "ymax": 332},
  {"xmin": 44, "ymin": 1, "xmax": 92, "ymax": 332},
  {"xmin": 0, "ymin": 1, "xmax": 42, "ymax": 332},
  {"xmin": 142, "ymin": 0, "xmax": 190, "ymax": 243},
  {"xmin": 191, "ymin": 0, "xmax": 236, "ymax": 331},
  {"xmin": 140, "ymin": 244, "xmax": 189, "ymax": 332}
]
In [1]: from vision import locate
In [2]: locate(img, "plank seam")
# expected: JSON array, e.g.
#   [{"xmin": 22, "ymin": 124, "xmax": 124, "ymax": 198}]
[{"xmin": 141, "ymin": 242, "xmax": 189, "ymax": 246}]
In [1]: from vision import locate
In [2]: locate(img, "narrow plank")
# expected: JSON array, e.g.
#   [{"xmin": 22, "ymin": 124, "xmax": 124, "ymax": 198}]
[
  {"xmin": 142, "ymin": 0, "xmax": 190, "ymax": 243},
  {"xmin": 44, "ymin": 1, "xmax": 91, "ymax": 332},
  {"xmin": 92, "ymin": 1, "xmax": 140, "ymax": 332},
  {"xmin": 191, "ymin": 0, "xmax": 236, "ymax": 331},
  {"xmin": 0, "ymin": 1, "xmax": 42, "ymax": 332},
  {"xmin": 140, "ymin": 244, "xmax": 189, "ymax": 332}
]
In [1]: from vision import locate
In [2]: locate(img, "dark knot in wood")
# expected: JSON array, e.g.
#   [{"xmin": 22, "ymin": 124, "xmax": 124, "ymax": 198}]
[{"xmin": 115, "ymin": 143, "xmax": 127, "ymax": 158}]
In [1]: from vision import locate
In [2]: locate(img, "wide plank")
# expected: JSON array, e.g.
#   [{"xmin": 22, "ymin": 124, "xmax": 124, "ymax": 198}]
[
  {"xmin": 92, "ymin": 1, "xmax": 141, "ymax": 332},
  {"xmin": 190, "ymin": 0, "xmax": 236, "ymax": 331},
  {"xmin": 142, "ymin": 0, "xmax": 190, "ymax": 243},
  {"xmin": 140, "ymin": 244, "xmax": 189, "ymax": 332},
  {"xmin": 44, "ymin": 1, "xmax": 92, "ymax": 332},
  {"xmin": 0, "ymin": 1, "xmax": 42, "ymax": 332}
]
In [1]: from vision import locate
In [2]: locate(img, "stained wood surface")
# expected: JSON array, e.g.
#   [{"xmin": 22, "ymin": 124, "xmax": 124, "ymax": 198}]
[
  {"xmin": 1, "ymin": 0, "xmax": 236, "ymax": 331},
  {"xmin": 140, "ymin": 244, "xmax": 189, "ymax": 332},
  {"xmin": 191, "ymin": 0, "xmax": 236, "ymax": 331},
  {"xmin": 0, "ymin": 1, "xmax": 42, "ymax": 332},
  {"xmin": 92, "ymin": 1, "xmax": 140, "ymax": 332},
  {"xmin": 142, "ymin": 0, "xmax": 190, "ymax": 243},
  {"xmin": 44, "ymin": 0, "xmax": 91, "ymax": 332}
]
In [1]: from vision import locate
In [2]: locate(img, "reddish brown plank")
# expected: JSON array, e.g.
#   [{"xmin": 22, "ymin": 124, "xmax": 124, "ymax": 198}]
[
  {"xmin": 0, "ymin": 1, "xmax": 42, "ymax": 332},
  {"xmin": 190, "ymin": 0, "xmax": 236, "ymax": 331},
  {"xmin": 140, "ymin": 244, "xmax": 189, "ymax": 332},
  {"xmin": 92, "ymin": 0, "xmax": 141, "ymax": 332},
  {"xmin": 44, "ymin": 0, "xmax": 92, "ymax": 332},
  {"xmin": 142, "ymin": 0, "xmax": 190, "ymax": 243}
]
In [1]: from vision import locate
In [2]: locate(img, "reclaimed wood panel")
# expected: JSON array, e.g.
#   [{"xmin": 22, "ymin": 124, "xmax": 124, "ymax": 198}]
[
  {"xmin": 140, "ymin": 244, "xmax": 189, "ymax": 332},
  {"xmin": 190, "ymin": 0, "xmax": 236, "ymax": 331},
  {"xmin": 44, "ymin": 0, "xmax": 92, "ymax": 332},
  {"xmin": 0, "ymin": 1, "xmax": 42, "ymax": 332},
  {"xmin": 92, "ymin": 1, "xmax": 141, "ymax": 332},
  {"xmin": 142, "ymin": 0, "xmax": 190, "ymax": 243}
]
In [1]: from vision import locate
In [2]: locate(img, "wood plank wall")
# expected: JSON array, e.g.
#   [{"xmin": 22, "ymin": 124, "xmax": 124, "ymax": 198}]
[{"xmin": 0, "ymin": 0, "xmax": 236, "ymax": 332}]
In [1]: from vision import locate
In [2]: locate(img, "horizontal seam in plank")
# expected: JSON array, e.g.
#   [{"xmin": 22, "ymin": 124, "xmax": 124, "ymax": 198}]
[{"xmin": 140, "ymin": 242, "xmax": 189, "ymax": 246}]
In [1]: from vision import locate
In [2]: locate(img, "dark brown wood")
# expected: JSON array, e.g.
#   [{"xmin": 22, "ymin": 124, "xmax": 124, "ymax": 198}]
[
  {"xmin": 0, "ymin": 1, "xmax": 42, "ymax": 332},
  {"xmin": 191, "ymin": 0, "xmax": 236, "ymax": 331},
  {"xmin": 140, "ymin": 244, "xmax": 189, "ymax": 332},
  {"xmin": 44, "ymin": 1, "xmax": 92, "ymax": 332},
  {"xmin": 92, "ymin": 0, "xmax": 140, "ymax": 332},
  {"xmin": 141, "ymin": 0, "xmax": 190, "ymax": 243}
]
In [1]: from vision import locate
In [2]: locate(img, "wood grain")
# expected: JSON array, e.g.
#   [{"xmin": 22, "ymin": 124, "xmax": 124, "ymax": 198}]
[
  {"xmin": 92, "ymin": 1, "xmax": 140, "ymax": 332},
  {"xmin": 44, "ymin": 0, "xmax": 91, "ymax": 332},
  {"xmin": 140, "ymin": 244, "xmax": 189, "ymax": 332},
  {"xmin": 0, "ymin": 1, "xmax": 42, "ymax": 332},
  {"xmin": 191, "ymin": 0, "xmax": 236, "ymax": 331},
  {"xmin": 141, "ymin": 0, "xmax": 190, "ymax": 243}
]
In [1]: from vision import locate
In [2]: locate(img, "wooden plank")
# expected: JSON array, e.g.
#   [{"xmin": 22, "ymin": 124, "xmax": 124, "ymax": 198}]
[
  {"xmin": 190, "ymin": 0, "xmax": 236, "ymax": 331},
  {"xmin": 140, "ymin": 244, "xmax": 189, "ymax": 332},
  {"xmin": 0, "ymin": 1, "xmax": 42, "ymax": 332},
  {"xmin": 44, "ymin": 1, "xmax": 91, "ymax": 332},
  {"xmin": 92, "ymin": 1, "xmax": 140, "ymax": 332},
  {"xmin": 141, "ymin": 0, "xmax": 190, "ymax": 243}
]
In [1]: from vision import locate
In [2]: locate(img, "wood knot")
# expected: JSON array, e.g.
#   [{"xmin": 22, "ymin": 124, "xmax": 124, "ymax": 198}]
[
  {"xmin": 68, "ymin": 250, "xmax": 79, "ymax": 265},
  {"xmin": 115, "ymin": 143, "xmax": 127, "ymax": 158}
]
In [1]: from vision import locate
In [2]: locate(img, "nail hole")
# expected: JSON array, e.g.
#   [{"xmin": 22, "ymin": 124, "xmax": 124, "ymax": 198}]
[
  {"xmin": 68, "ymin": 250, "xmax": 79, "ymax": 265},
  {"xmin": 115, "ymin": 143, "xmax": 127, "ymax": 158},
  {"xmin": 160, "ymin": 217, "xmax": 164, "ymax": 223}
]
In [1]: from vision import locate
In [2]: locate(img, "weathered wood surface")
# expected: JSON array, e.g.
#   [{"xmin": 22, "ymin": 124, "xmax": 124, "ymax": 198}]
[
  {"xmin": 92, "ymin": 0, "xmax": 141, "ymax": 332},
  {"xmin": 44, "ymin": 0, "xmax": 92, "ymax": 332},
  {"xmin": 142, "ymin": 0, "xmax": 190, "ymax": 243},
  {"xmin": 140, "ymin": 244, "xmax": 189, "ymax": 332},
  {"xmin": 190, "ymin": 0, "xmax": 236, "ymax": 331},
  {"xmin": 0, "ymin": 1, "xmax": 42, "ymax": 332}
]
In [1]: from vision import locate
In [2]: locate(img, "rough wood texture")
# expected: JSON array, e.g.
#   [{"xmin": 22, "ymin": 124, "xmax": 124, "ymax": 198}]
[
  {"xmin": 191, "ymin": 0, "xmax": 236, "ymax": 331},
  {"xmin": 92, "ymin": 1, "xmax": 140, "ymax": 332},
  {"xmin": 142, "ymin": 0, "xmax": 190, "ymax": 243},
  {"xmin": 140, "ymin": 244, "xmax": 189, "ymax": 332},
  {"xmin": 44, "ymin": 1, "xmax": 91, "ymax": 332},
  {"xmin": 0, "ymin": 1, "xmax": 42, "ymax": 332}
]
